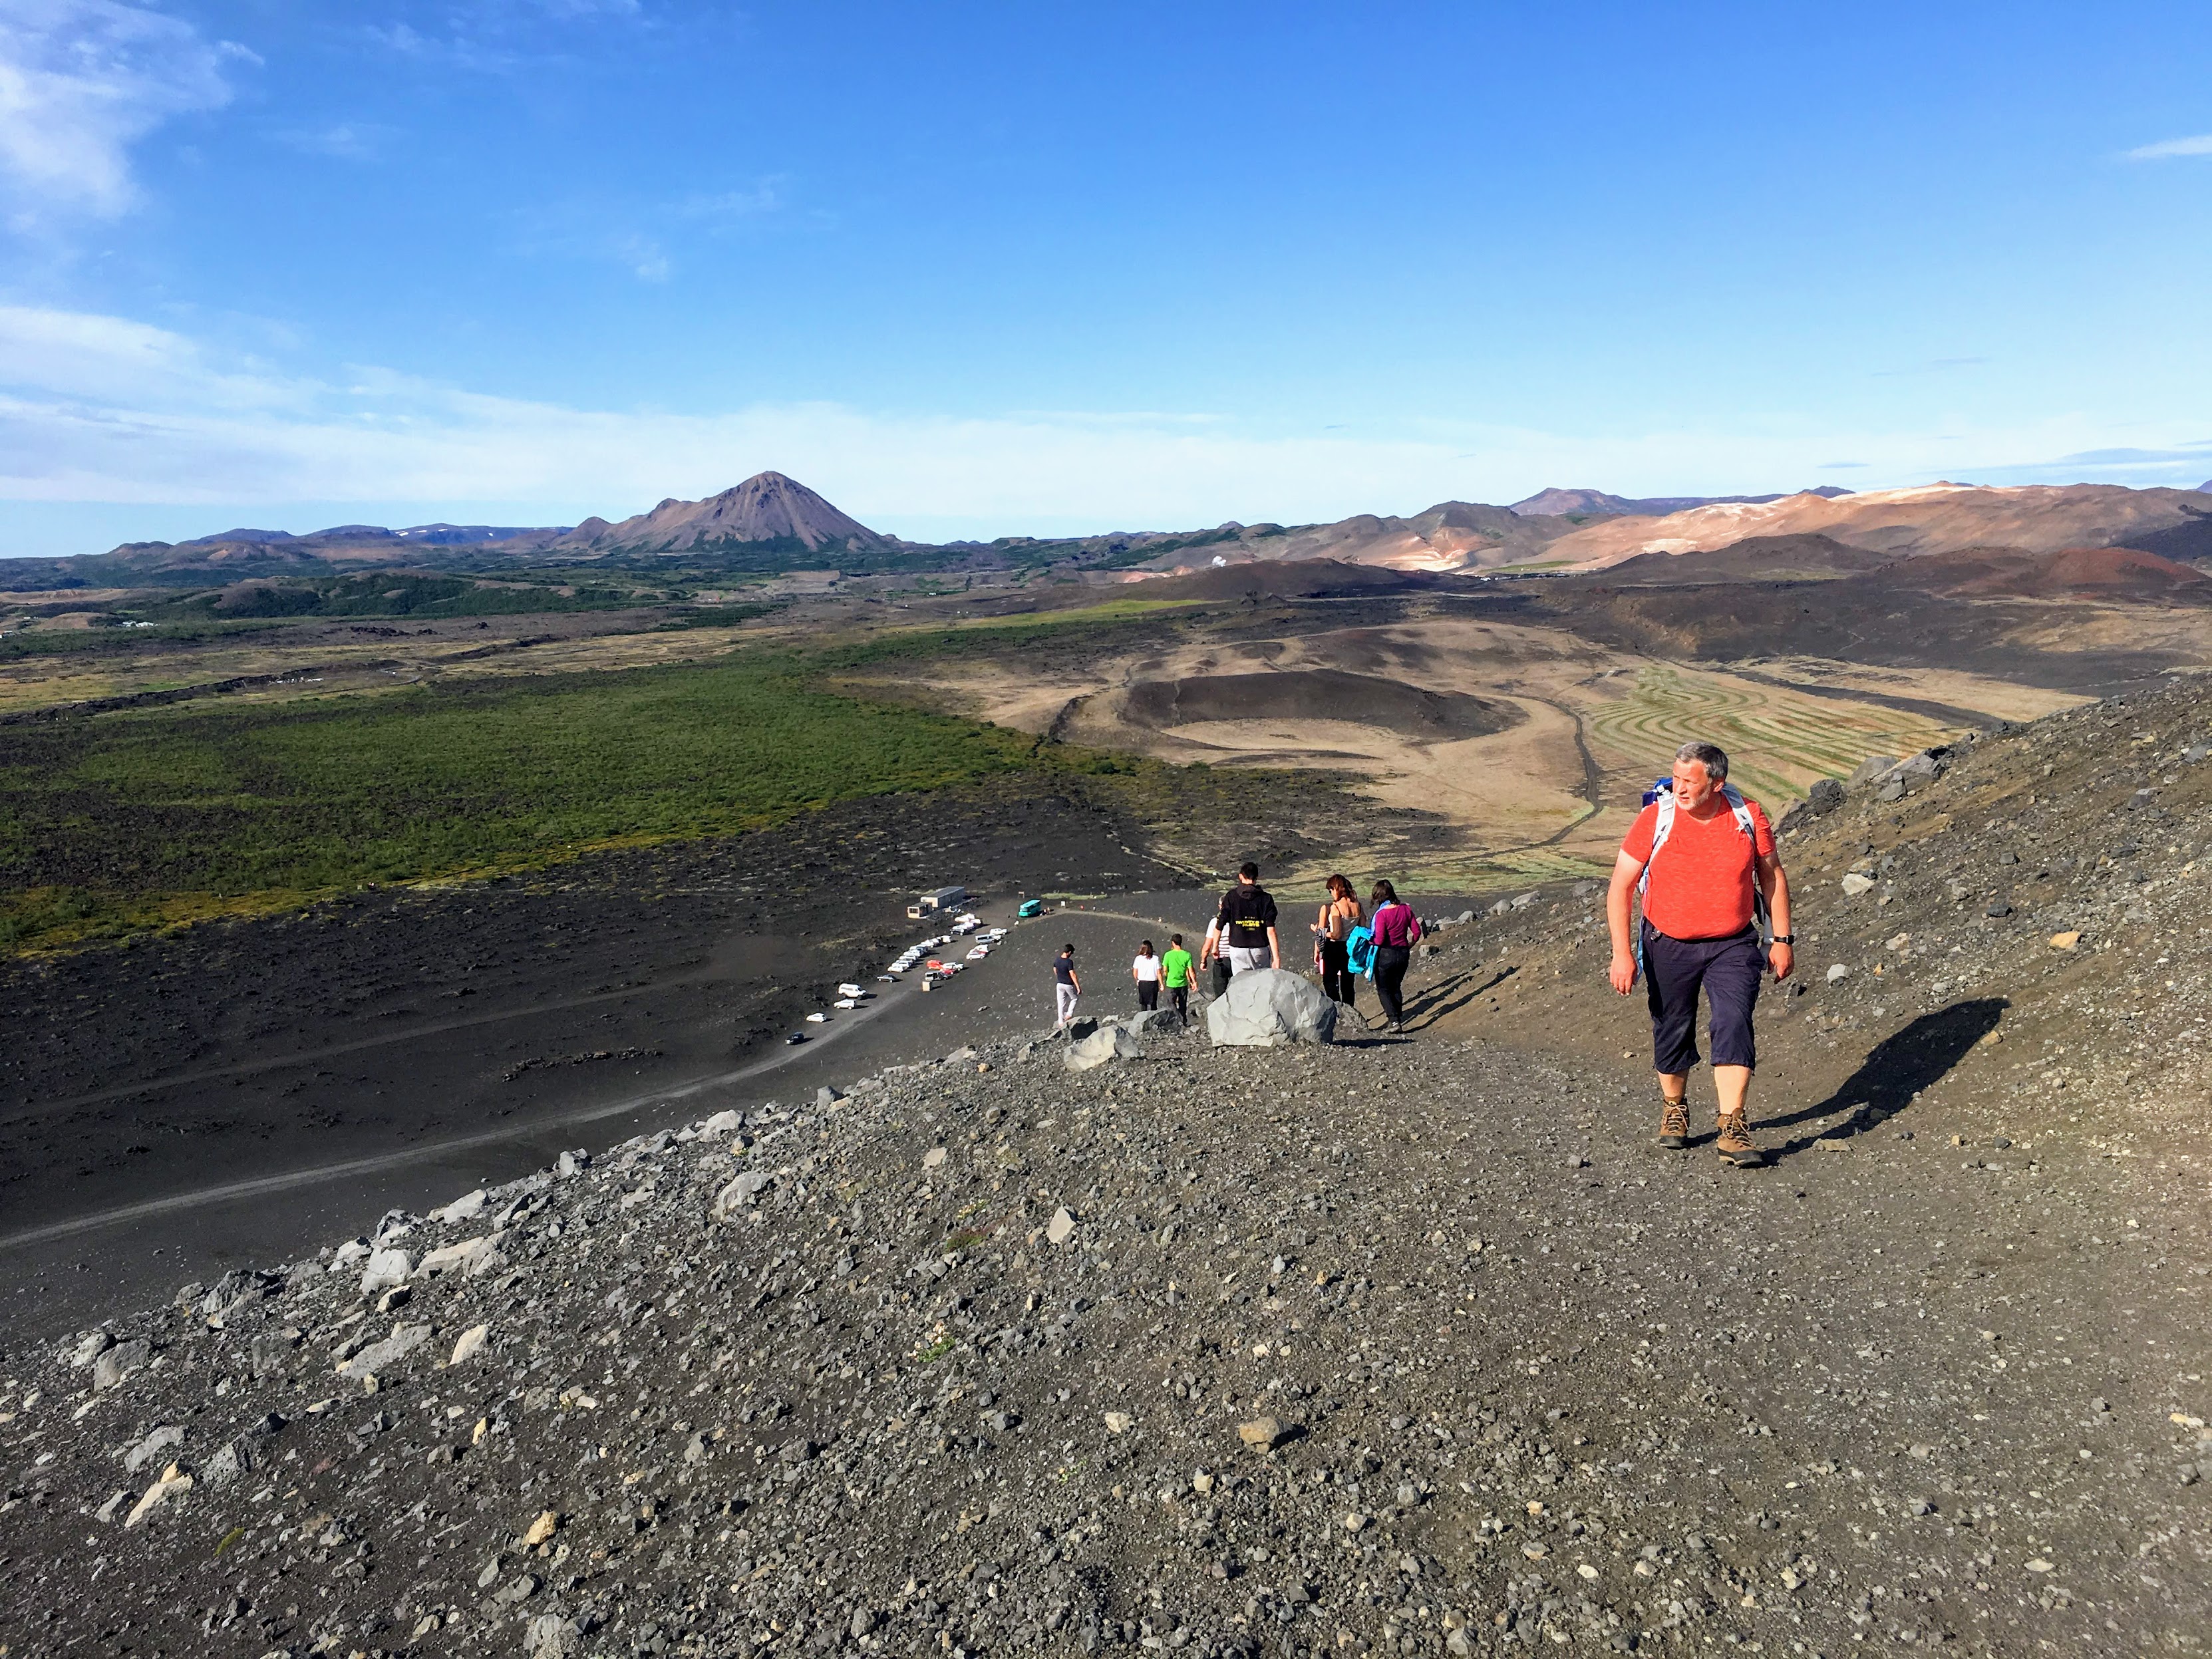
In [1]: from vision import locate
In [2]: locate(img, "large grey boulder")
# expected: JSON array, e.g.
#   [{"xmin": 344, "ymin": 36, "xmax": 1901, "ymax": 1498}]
[
  {"xmin": 1206, "ymin": 969, "xmax": 1337, "ymax": 1048},
  {"xmin": 1845, "ymin": 754, "xmax": 1897, "ymax": 789}
]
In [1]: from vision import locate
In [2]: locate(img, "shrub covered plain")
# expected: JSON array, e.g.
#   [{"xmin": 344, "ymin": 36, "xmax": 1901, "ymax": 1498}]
[{"xmin": 0, "ymin": 651, "xmax": 1056, "ymax": 948}]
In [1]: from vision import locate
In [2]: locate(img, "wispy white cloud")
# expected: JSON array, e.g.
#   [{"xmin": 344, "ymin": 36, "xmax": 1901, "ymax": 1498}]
[
  {"xmin": 2124, "ymin": 133, "xmax": 2212, "ymax": 160},
  {"xmin": 363, "ymin": 0, "xmax": 649, "ymax": 73},
  {"xmin": 5, "ymin": 307, "xmax": 2211, "ymax": 532},
  {"xmin": 675, "ymin": 179, "xmax": 782, "ymax": 223},
  {"xmin": 0, "ymin": 0, "xmax": 245, "ymax": 222},
  {"xmin": 277, "ymin": 121, "xmax": 396, "ymax": 162}
]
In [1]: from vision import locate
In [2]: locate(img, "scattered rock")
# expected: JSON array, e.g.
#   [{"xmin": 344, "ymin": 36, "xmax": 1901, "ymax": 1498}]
[
  {"xmin": 1103, "ymin": 1411, "xmax": 1134, "ymax": 1435},
  {"xmin": 1840, "ymin": 873, "xmax": 1875, "ymax": 897},
  {"xmin": 712, "ymin": 1169, "xmax": 775, "ymax": 1219},
  {"xmin": 122, "ymin": 1463, "xmax": 193, "ymax": 1528},
  {"xmin": 92, "ymin": 1338, "xmax": 151, "ymax": 1392},
  {"xmin": 430, "ymin": 1188, "xmax": 486, "ymax": 1223},
  {"xmin": 122, "ymin": 1424, "xmax": 184, "ymax": 1473},
  {"xmin": 2049, "ymin": 930, "xmax": 2082, "ymax": 950},
  {"xmin": 337, "ymin": 1322, "xmax": 430, "ymax": 1384},
  {"xmin": 449, "ymin": 1323, "xmax": 490, "ymax": 1366},
  {"xmin": 1238, "ymin": 1416, "xmax": 1285, "ymax": 1450},
  {"xmin": 1065, "ymin": 1021, "xmax": 1143, "ymax": 1071},
  {"xmin": 359, "ymin": 1247, "xmax": 412, "ymax": 1295},
  {"xmin": 1046, "ymin": 1207, "xmax": 1077, "ymax": 1247},
  {"xmin": 1825, "ymin": 963, "xmax": 1851, "ymax": 984}
]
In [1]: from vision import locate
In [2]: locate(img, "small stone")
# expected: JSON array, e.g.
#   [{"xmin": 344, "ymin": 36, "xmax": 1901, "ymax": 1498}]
[
  {"xmin": 1046, "ymin": 1207, "xmax": 1077, "ymax": 1247},
  {"xmin": 1237, "ymin": 1417, "xmax": 1283, "ymax": 1450},
  {"xmin": 432, "ymin": 1187, "xmax": 487, "ymax": 1223},
  {"xmin": 338, "ymin": 1322, "xmax": 429, "ymax": 1382},
  {"xmin": 203, "ymin": 1436, "xmax": 256, "ymax": 1485},
  {"xmin": 712, "ymin": 1169, "xmax": 775, "ymax": 1219},
  {"xmin": 816, "ymin": 1086, "xmax": 843, "ymax": 1106},
  {"xmin": 2091, "ymin": 1397, "xmax": 2109, "ymax": 1413},
  {"xmin": 1577, "ymin": 1563, "xmax": 1599, "ymax": 1580},
  {"xmin": 701, "ymin": 1110, "xmax": 742, "ymax": 1137},
  {"xmin": 1825, "ymin": 963, "xmax": 1851, "ymax": 984},
  {"xmin": 523, "ymin": 1613, "xmax": 582, "ymax": 1657},
  {"xmin": 2048, "ymin": 931, "xmax": 2082, "ymax": 950},
  {"xmin": 922, "ymin": 1147, "xmax": 947, "ymax": 1169},
  {"xmin": 1522, "ymin": 1542, "xmax": 1547, "ymax": 1559},
  {"xmin": 250, "ymin": 1331, "xmax": 300, "ymax": 1378},
  {"xmin": 1104, "ymin": 1411, "xmax": 1134, "ymax": 1435},
  {"xmin": 69, "ymin": 1330, "xmax": 112, "ymax": 1368},
  {"xmin": 1344, "ymin": 1512, "xmax": 1369, "ymax": 1533},
  {"xmin": 449, "ymin": 1323, "xmax": 490, "ymax": 1366},
  {"xmin": 92, "ymin": 1338, "xmax": 152, "ymax": 1392},
  {"xmin": 122, "ymin": 1463, "xmax": 192, "ymax": 1529},
  {"xmin": 359, "ymin": 1247, "xmax": 412, "ymax": 1294},
  {"xmin": 2025, "ymin": 1557, "xmax": 2054, "ymax": 1574},
  {"xmin": 523, "ymin": 1509, "xmax": 560, "ymax": 1546},
  {"xmin": 123, "ymin": 1425, "xmax": 185, "ymax": 1473},
  {"xmin": 1986, "ymin": 902, "xmax": 2013, "ymax": 918},
  {"xmin": 1840, "ymin": 873, "xmax": 1875, "ymax": 897},
  {"xmin": 850, "ymin": 1608, "xmax": 879, "ymax": 1639}
]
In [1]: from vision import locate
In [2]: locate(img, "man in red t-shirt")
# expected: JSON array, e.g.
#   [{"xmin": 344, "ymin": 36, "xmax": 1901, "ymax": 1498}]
[{"xmin": 1605, "ymin": 741, "xmax": 1795, "ymax": 1166}]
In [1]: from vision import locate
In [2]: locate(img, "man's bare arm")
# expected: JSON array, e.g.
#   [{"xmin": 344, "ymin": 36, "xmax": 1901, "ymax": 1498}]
[{"xmin": 1606, "ymin": 848, "xmax": 1646, "ymax": 995}]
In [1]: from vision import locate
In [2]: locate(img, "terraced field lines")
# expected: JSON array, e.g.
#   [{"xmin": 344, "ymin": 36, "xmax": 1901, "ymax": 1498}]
[{"xmin": 1584, "ymin": 666, "xmax": 1951, "ymax": 804}]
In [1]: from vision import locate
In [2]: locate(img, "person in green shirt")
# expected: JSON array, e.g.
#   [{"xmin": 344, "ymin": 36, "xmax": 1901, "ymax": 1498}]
[{"xmin": 1159, "ymin": 932, "xmax": 1196, "ymax": 1027}]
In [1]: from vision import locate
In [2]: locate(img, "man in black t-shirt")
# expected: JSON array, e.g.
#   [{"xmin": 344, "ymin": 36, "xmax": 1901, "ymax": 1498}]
[{"xmin": 1217, "ymin": 861, "xmax": 1281, "ymax": 975}]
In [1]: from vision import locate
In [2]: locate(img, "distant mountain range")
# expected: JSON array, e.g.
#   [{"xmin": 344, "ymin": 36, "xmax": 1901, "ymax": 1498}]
[
  {"xmin": 1505, "ymin": 486, "xmax": 1855, "ymax": 518},
  {"xmin": 5, "ymin": 471, "xmax": 2208, "ymax": 591}
]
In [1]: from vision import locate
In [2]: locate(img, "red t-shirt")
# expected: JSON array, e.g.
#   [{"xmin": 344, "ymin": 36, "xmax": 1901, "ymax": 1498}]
[{"xmin": 1621, "ymin": 795, "xmax": 1775, "ymax": 940}]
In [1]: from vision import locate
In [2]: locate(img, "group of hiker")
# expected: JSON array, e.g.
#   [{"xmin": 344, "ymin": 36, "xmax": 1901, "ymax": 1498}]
[
  {"xmin": 1053, "ymin": 860, "xmax": 1430, "ymax": 1038},
  {"xmin": 1048, "ymin": 740, "xmax": 1798, "ymax": 1170}
]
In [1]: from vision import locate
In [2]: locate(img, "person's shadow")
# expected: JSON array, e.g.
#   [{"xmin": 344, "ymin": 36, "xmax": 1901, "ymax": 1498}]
[{"xmin": 1758, "ymin": 997, "xmax": 2008, "ymax": 1159}]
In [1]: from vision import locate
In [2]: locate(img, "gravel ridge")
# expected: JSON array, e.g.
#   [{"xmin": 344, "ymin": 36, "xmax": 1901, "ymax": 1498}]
[{"xmin": 3, "ymin": 682, "xmax": 2211, "ymax": 1658}]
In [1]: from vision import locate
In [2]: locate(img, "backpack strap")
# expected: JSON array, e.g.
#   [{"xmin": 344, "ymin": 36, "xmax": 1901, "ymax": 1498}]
[{"xmin": 1633, "ymin": 786, "xmax": 1770, "ymax": 979}]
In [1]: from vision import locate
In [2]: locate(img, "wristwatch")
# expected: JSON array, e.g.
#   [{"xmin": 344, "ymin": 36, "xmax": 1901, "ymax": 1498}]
[{"xmin": 1770, "ymin": 933, "xmax": 1796, "ymax": 945}]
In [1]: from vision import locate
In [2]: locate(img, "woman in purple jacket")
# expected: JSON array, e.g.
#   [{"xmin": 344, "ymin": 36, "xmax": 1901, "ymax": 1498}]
[{"xmin": 1367, "ymin": 880, "xmax": 1420, "ymax": 1034}]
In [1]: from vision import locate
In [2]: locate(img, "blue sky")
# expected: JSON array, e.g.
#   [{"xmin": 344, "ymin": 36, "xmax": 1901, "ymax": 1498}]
[{"xmin": 2, "ymin": 0, "xmax": 2209, "ymax": 555}]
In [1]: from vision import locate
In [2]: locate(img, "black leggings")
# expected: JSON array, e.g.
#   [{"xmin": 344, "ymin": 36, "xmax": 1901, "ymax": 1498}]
[
  {"xmin": 1319, "ymin": 939, "xmax": 1356, "ymax": 1007},
  {"xmin": 1372, "ymin": 944, "xmax": 1410, "ymax": 1026},
  {"xmin": 1137, "ymin": 980, "xmax": 1160, "ymax": 1010}
]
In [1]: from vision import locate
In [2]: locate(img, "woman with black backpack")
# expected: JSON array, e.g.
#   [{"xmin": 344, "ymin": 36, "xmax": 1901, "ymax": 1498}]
[{"xmin": 1366, "ymin": 879, "xmax": 1421, "ymax": 1034}]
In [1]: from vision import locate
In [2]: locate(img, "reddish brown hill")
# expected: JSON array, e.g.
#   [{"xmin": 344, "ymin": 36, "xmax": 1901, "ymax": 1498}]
[
  {"xmin": 1593, "ymin": 533, "xmax": 1898, "ymax": 585},
  {"xmin": 1878, "ymin": 545, "xmax": 2212, "ymax": 604},
  {"xmin": 1118, "ymin": 557, "xmax": 1457, "ymax": 603}
]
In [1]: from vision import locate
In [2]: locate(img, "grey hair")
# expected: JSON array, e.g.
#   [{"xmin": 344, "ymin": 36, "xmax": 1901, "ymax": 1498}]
[{"xmin": 1675, "ymin": 740, "xmax": 1729, "ymax": 781}]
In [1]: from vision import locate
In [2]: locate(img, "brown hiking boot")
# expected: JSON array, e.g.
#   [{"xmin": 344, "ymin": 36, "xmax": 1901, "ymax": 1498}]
[
  {"xmin": 1716, "ymin": 1112, "xmax": 1767, "ymax": 1167},
  {"xmin": 1657, "ymin": 1100, "xmax": 1690, "ymax": 1150}
]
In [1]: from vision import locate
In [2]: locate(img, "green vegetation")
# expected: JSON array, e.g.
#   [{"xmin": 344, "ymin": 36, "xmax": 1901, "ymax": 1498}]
[
  {"xmin": 138, "ymin": 571, "xmax": 649, "ymax": 621},
  {"xmin": 0, "ymin": 599, "xmax": 1360, "ymax": 953},
  {"xmin": 812, "ymin": 599, "xmax": 1200, "ymax": 673},
  {"xmin": 0, "ymin": 650, "xmax": 1044, "ymax": 949},
  {"xmin": 0, "ymin": 619, "xmax": 292, "ymax": 662}
]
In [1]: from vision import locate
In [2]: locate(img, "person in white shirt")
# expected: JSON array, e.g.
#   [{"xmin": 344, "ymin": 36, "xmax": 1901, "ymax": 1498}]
[{"xmin": 1131, "ymin": 940, "xmax": 1162, "ymax": 1012}]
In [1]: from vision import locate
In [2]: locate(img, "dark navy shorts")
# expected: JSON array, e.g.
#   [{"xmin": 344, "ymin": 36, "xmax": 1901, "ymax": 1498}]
[{"xmin": 1643, "ymin": 921, "xmax": 1764, "ymax": 1074}]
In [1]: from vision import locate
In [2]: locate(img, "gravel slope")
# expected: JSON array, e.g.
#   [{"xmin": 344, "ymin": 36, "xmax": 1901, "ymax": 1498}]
[{"xmin": 2, "ymin": 684, "xmax": 2209, "ymax": 1658}]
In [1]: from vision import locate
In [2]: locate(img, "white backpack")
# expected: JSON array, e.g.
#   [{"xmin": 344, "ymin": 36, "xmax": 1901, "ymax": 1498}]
[{"xmin": 1633, "ymin": 784, "xmax": 1770, "ymax": 981}]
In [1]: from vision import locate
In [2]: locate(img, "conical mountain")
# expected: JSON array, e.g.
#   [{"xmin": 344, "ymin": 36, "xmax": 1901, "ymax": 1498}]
[{"xmin": 553, "ymin": 471, "xmax": 889, "ymax": 554}]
